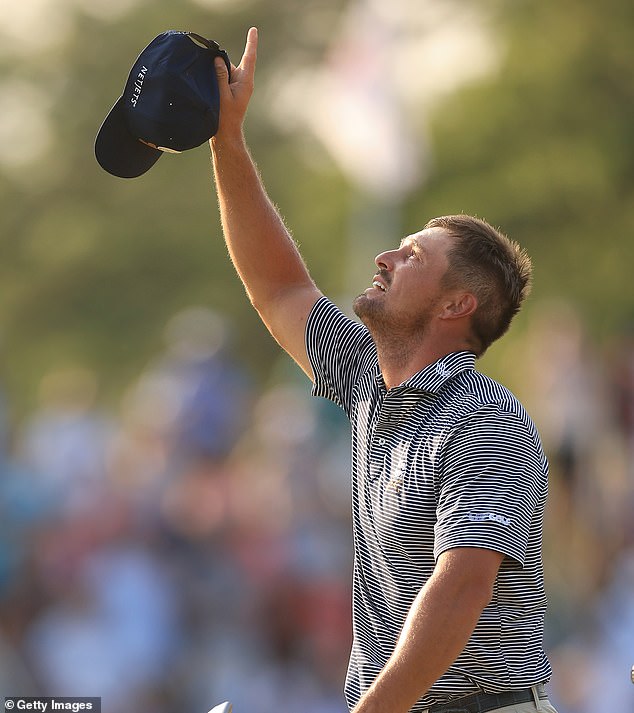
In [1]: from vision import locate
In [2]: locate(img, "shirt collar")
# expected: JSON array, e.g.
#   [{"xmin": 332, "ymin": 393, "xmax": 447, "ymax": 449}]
[{"xmin": 376, "ymin": 350, "xmax": 476, "ymax": 394}]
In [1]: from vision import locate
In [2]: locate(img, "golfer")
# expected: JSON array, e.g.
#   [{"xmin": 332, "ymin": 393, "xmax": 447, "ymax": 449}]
[{"xmin": 208, "ymin": 27, "xmax": 558, "ymax": 713}]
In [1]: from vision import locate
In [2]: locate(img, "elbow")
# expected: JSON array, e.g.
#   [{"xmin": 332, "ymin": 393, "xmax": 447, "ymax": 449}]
[{"xmin": 471, "ymin": 577, "xmax": 496, "ymax": 612}]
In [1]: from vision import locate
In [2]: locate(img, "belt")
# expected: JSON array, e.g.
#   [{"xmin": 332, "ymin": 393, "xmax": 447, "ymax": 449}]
[{"xmin": 425, "ymin": 684, "xmax": 548, "ymax": 713}]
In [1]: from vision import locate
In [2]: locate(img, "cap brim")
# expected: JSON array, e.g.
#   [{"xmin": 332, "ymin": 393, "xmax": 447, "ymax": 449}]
[{"xmin": 95, "ymin": 97, "xmax": 162, "ymax": 178}]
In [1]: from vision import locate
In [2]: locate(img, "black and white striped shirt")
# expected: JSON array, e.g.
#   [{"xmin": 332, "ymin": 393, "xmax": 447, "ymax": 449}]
[{"xmin": 305, "ymin": 297, "xmax": 552, "ymax": 711}]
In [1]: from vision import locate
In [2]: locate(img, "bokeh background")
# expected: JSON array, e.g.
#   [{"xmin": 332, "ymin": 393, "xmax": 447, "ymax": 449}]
[{"xmin": 1, "ymin": 0, "xmax": 634, "ymax": 711}]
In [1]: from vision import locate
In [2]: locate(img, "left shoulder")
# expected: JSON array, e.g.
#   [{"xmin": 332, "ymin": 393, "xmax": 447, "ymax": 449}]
[{"xmin": 451, "ymin": 369, "xmax": 540, "ymax": 438}]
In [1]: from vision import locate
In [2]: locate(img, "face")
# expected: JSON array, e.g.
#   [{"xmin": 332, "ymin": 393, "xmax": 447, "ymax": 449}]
[{"xmin": 352, "ymin": 227, "xmax": 454, "ymax": 337}]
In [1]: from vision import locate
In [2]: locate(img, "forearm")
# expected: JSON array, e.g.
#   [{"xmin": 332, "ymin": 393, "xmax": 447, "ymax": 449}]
[
  {"xmin": 207, "ymin": 29, "xmax": 320, "ymax": 376},
  {"xmin": 210, "ymin": 134, "xmax": 315, "ymax": 312},
  {"xmin": 353, "ymin": 554, "xmax": 496, "ymax": 713}
]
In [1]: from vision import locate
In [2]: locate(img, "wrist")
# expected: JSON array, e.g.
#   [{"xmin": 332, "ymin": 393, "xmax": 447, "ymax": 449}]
[{"xmin": 210, "ymin": 129, "xmax": 247, "ymax": 154}]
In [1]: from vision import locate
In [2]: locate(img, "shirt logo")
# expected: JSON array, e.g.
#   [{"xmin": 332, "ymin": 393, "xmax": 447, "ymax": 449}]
[
  {"xmin": 435, "ymin": 363, "xmax": 450, "ymax": 378},
  {"xmin": 467, "ymin": 512, "xmax": 512, "ymax": 526}
]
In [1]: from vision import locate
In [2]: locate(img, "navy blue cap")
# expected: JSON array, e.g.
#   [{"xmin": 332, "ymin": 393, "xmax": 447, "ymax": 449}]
[{"xmin": 95, "ymin": 31, "xmax": 231, "ymax": 178}]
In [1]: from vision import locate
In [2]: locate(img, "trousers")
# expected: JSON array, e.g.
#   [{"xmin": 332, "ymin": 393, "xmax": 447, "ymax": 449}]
[{"xmin": 488, "ymin": 701, "xmax": 558, "ymax": 713}]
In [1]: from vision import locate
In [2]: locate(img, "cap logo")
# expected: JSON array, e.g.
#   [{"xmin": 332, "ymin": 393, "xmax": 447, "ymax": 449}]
[{"xmin": 130, "ymin": 66, "xmax": 148, "ymax": 107}]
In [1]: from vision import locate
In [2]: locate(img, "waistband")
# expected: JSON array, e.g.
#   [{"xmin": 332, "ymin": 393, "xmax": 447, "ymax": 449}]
[{"xmin": 423, "ymin": 684, "xmax": 548, "ymax": 713}]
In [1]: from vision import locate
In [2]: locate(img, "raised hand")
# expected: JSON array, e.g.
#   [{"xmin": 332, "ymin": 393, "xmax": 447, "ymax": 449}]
[{"xmin": 212, "ymin": 27, "xmax": 258, "ymax": 142}]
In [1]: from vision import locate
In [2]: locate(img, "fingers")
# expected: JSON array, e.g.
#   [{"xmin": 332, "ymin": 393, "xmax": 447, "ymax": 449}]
[
  {"xmin": 238, "ymin": 27, "xmax": 258, "ymax": 77},
  {"xmin": 214, "ymin": 27, "xmax": 257, "ymax": 96}
]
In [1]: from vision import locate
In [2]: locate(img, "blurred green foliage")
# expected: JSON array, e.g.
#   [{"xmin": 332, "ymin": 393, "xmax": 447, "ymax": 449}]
[
  {"xmin": 0, "ymin": 0, "xmax": 632, "ymax": 418},
  {"xmin": 410, "ymin": 0, "xmax": 634, "ymax": 335},
  {"xmin": 0, "ymin": 0, "xmax": 352, "ymax": 416}
]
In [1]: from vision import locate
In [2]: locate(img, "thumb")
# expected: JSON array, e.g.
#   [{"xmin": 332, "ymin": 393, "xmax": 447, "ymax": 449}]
[{"xmin": 214, "ymin": 56, "xmax": 231, "ymax": 99}]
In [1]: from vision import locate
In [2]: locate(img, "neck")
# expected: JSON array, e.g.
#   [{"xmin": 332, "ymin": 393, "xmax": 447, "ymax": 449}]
[
  {"xmin": 373, "ymin": 329, "xmax": 472, "ymax": 390},
  {"xmin": 372, "ymin": 335, "xmax": 426, "ymax": 390}
]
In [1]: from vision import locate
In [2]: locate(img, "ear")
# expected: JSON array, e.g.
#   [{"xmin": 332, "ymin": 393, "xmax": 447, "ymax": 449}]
[{"xmin": 439, "ymin": 292, "xmax": 478, "ymax": 321}]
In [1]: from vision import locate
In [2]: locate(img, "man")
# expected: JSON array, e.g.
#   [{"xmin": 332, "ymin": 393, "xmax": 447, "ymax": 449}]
[{"xmin": 208, "ymin": 27, "xmax": 558, "ymax": 713}]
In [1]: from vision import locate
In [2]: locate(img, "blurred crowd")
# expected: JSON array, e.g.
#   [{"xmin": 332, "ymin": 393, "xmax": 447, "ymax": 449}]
[{"xmin": 0, "ymin": 301, "xmax": 633, "ymax": 713}]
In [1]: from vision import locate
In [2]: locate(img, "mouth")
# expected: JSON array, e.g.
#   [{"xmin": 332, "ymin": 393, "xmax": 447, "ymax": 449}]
[{"xmin": 371, "ymin": 277, "xmax": 387, "ymax": 292}]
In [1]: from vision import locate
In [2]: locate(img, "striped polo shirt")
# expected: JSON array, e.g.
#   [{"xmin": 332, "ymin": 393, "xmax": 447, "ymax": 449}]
[{"xmin": 305, "ymin": 297, "xmax": 552, "ymax": 711}]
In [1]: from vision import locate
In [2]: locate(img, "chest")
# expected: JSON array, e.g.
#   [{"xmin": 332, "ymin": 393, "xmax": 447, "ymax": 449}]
[{"xmin": 350, "ymin": 388, "xmax": 445, "ymax": 565}]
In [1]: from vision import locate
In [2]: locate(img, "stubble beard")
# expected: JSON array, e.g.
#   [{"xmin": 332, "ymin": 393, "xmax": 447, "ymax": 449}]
[
  {"xmin": 352, "ymin": 292, "xmax": 436, "ymax": 365},
  {"xmin": 352, "ymin": 292, "xmax": 389, "ymax": 332}
]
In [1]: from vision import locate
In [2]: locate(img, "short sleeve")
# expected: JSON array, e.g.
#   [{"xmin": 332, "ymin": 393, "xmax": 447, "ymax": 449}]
[
  {"xmin": 433, "ymin": 404, "xmax": 548, "ymax": 567},
  {"xmin": 305, "ymin": 297, "xmax": 377, "ymax": 416}
]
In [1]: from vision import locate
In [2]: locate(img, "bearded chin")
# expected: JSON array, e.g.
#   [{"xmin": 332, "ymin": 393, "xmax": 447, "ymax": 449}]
[
  {"xmin": 353, "ymin": 293, "xmax": 435, "ymax": 344},
  {"xmin": 352, "ymin": 293, "xmax": 390, "ymax": 332}
]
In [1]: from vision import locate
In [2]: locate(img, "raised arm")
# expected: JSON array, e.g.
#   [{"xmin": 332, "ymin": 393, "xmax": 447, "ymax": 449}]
[{"xmin": 209, "ymin": 28, "xmax": 322, "ymax": 378}]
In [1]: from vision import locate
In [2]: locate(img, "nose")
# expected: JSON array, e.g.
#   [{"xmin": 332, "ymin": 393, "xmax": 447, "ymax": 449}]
[{"xmin": 375, "ymin": 248, "xmax": 397, "ymax": 271}]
